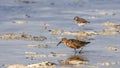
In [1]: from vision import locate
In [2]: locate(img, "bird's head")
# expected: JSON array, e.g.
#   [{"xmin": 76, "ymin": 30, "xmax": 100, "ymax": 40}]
[
  {"xmin": 57, "ymin": 38, "xmax": 67, "ymax": 46},
  {"xmin": 74, "ymin": 16, "xmax": 79, "ymax": 21}
]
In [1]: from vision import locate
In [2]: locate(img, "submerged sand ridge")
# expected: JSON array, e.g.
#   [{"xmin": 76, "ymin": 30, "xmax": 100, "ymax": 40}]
[{"xmin": 0, "ymin": 33, "xmax": 47, "ymax": 41}]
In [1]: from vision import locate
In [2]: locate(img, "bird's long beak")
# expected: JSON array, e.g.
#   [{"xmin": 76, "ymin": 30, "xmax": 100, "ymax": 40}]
[{"xmin": 57, "ymin": 41, "xmax": 62, "ymax": 46}]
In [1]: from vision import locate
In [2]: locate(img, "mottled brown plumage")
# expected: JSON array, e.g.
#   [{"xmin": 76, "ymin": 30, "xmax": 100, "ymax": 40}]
[
  {"xmin": 57, "ymin": 38, "xmax": 90, "ymax": 53},
  {"xmin": 74, "ymin": 16, "xmax": 90, "ymax": 26}
]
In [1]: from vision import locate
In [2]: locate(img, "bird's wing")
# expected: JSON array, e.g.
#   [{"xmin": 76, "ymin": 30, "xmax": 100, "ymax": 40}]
[
  {"xmin": 79, "ymin": 18, "xmax": 89, "ymax": 23},
  {"xmin": 69, "ymin": 39, "xmax": 81, "ymax": 47},
  {"xmin": 79, "ymin": 41, "xmax": 90, "ymax": 45}
]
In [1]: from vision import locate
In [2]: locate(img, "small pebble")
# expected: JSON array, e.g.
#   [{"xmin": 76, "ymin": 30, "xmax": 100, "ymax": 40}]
[
  {"xmin": 97, "ymin": 62, "xmax": 118, "ymax": 66},
  {"xmin": 25, "ymin": 52, "xmax": 38, "ymax": 55},
  {"xmin": 27, "ymin": 44, "xmax": 50, "ymax": 48},
  {"xmin": 12, "ymin": 20, "xmax": 28, "ymax": 24},
  {"xmin": 49, "ymin": 29, "xmax": 64, "ymax": 35},
  {"xmin": 105, "ymin": 46, "xmax": 118, "ymax": 51},
  {"xmin": 40, "ymin": 23, "xmax": 49, "ymax": 29}
]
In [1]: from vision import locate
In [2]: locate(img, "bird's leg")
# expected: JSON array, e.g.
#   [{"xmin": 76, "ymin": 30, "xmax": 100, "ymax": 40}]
[
  {"xmin": 79, "ymin": 26, "xmax": 84, "ymax": 32},
  {"xmin": 74, "ymin": 49, "xmax": 77, "ymax": 54},
  {"xmin": 79, "ymin": 47, "xmax": 83, "ymax": 53}
]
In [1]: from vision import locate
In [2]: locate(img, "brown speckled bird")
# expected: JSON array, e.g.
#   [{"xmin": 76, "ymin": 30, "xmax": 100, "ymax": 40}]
[
  {"xmin": 74, "ymin": 16, "xmax": 90, "ymax": 27},
  {"xmin": 57, "ymin": 38, "xmax": 90, "ymax": 53}
]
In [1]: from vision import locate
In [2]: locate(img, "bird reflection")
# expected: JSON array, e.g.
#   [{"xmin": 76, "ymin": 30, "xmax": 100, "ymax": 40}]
[{"xmin": 59, "ymin": 54, "xmax": 88, "ymax": 65}]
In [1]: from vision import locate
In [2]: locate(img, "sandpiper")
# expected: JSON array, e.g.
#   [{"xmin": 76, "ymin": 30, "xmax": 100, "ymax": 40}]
[
  {"xmin": 74, "ymin": 16, "xmax": 90, "ymax": 27},
  {"xmin": 57, "ymin": 38, "xmax": 90, "ymax": 53}
]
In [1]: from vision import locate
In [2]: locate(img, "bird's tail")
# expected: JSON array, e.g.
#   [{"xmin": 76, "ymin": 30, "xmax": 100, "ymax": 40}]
[{"xmin": 86, "ymin": 42, "xmax": 90, "ymax": 44}]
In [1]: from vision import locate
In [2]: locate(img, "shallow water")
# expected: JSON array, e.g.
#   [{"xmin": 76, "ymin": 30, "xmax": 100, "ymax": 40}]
[{"xmin": 0, "ymin": 0, "xmax": 120, "ymax": 68}]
